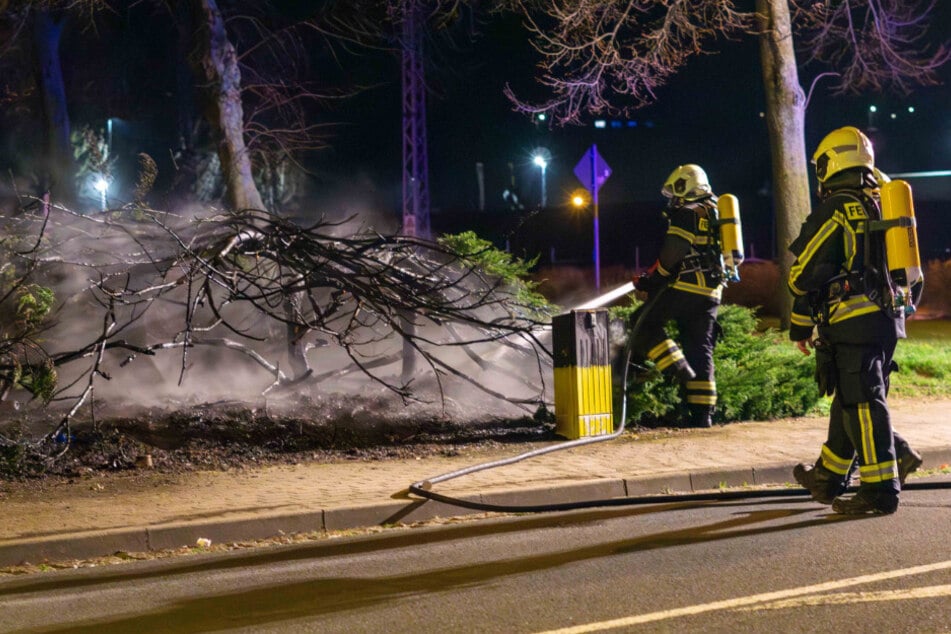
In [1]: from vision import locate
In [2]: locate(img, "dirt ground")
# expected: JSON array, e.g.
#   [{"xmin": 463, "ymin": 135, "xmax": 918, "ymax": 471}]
[
  {"xmin": 0, "ymin": 390, "xmax": 555, "ymax": 482},
  {"xmin": 0, "ymin": 382, "xmax": 914, "ymax": 485}
]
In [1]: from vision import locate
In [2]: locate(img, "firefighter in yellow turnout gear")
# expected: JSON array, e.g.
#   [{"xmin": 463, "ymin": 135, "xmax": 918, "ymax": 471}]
[
  {"xmin": 789, "ymin": 126, "xmax": 923, "ymax": 515},
  {"xmin": 631, "ymin": 165, "xmax": 736, "ymax": 428}
]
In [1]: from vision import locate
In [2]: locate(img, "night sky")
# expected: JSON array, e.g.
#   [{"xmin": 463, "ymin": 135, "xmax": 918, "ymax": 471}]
[
  {"xmin": 2, "ymin": 4, "xmax": 949, "ymax": 265},
  {"xmin": 309, "ymin": 8, "xmax": 951, "ymax": 264}
]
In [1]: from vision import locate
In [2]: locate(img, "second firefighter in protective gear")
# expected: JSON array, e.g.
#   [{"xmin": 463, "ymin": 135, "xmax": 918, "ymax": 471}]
[
  {"xmin": 788, "ymin": 126, "xmax": 924, "ymax": 515},
  {"xmin": 629, "ymin": 164, "xmax": 741, "ymax": 428}
]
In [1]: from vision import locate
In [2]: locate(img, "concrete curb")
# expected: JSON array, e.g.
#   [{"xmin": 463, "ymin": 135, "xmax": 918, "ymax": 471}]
[{"xmin": 2, "ymin": 446, "xmax": 950, "ymax": 568}]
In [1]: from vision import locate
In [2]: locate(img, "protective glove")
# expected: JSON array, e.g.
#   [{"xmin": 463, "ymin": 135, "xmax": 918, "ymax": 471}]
[
  {"xmin": 634, "ymin": 272, "xmax": 664, "ymax": 296},
  {"xmin": 633, "ymin": 273, "xmax": 649, "ymax": 291},
  {"xmin": 814, "ymin": 340, "xmax": 836, "ymax": 397}
]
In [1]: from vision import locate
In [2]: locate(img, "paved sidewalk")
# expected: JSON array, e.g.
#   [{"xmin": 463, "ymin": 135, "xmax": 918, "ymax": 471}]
[{"xmin": 0, "ymin": 398, "xmax": 949, "ymax": 567}]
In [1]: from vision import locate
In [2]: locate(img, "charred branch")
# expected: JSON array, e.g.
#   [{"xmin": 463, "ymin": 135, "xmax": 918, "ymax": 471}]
[{"xmin": 0, "ymin": 202, "xmax": 554, "ymax": 459}]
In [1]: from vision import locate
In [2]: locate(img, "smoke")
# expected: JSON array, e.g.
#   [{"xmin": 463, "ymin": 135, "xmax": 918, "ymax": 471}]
[
  {"xmin": 291, "ymin": 170, "xmax": 400, "ymax": 235},
  {"xmin": 1, "ymin": 196, "xmax": 553, "ymax": 429}
]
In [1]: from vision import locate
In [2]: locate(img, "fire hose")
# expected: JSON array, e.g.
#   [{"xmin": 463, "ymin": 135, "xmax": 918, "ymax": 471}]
[{"xmin": 407, "ymin": 282, "xmax": 949, "ymax": 514}]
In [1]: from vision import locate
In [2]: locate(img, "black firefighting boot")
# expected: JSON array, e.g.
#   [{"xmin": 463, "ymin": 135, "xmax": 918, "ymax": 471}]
[
  {"xmin": 896, "ymin": 443, "xmax": 923, "ymax": 485},
  {"xmin": 832, "ymin": 486, "xmax": 899, "ymax": 515},
  {"xmin": 669, "ymin": 358, "xmax": 696, "ymax": 383},
  {"xmin": 792, "ymin": 460, "xmax": 848, "ymax": 505},
  {"xmin": 686, "ymin": 405, "xmax": 713, "ymax": 429}
]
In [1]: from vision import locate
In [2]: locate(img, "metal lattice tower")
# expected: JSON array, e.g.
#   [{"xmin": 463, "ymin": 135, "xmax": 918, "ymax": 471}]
[{"xmin": 401, "ymin": 2, "xmax": 430, "ymax": 239}]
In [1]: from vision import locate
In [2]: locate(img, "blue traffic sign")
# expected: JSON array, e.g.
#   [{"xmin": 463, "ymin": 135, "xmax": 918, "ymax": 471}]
[{"xmin": 574, "ymin": 145, "xmax": 612, "ymax": 194}]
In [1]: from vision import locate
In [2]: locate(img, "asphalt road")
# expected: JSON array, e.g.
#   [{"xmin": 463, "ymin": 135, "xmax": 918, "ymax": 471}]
[{"xmin": 2, "ymin": 480, "xmax": 950, "ymax": 633}]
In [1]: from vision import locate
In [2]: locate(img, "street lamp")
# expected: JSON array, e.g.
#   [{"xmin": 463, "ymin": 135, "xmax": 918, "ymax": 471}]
[
  {"xmin": 93, "ymin": 175, "xmax": 109, "ymax": 211},
  {"xmin": 531, "ymin": 147, "xmax": 551, "ymax": 207},
  {"xmin": 570, "ymin": 188, "xmax": 589, "ymax": 210}
]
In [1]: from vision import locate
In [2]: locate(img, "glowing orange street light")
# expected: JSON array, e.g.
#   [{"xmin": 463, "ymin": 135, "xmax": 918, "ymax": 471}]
[{"xmin": 570, "ymin": 189, "xmax": 590, "ymax": 209}]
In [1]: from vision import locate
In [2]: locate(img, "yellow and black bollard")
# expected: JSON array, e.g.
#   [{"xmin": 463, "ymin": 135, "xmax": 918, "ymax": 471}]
[{"xmin": 552, "ymin": 309, "xmax": 613, "ymax": 439}]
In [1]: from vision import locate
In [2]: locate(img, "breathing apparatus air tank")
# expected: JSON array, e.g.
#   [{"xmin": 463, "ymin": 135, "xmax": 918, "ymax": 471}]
[
  {"xmin": 879, "ymin": 179, "xmax": 922, "ymax": 313},
  {"xmin": 716, "ymin": 194, "xmax": 744, "ymax": 282}
]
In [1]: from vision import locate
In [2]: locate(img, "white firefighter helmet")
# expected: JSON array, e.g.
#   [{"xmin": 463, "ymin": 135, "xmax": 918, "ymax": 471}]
[
  {"xmin": 662, "ymin": 164, "xmax": 712, "ymax": 201},
  {"xmin": 812, "ymin": 126, "xmax": 875, "ymax": 182}
]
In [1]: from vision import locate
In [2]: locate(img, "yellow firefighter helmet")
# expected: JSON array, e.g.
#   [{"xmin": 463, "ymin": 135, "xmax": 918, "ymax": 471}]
[
  {"xmin": 812, "ymin": 126, "xmax": 875, "ymax": 182},
  {"xmin": 662, "ymin": 164, "xmax": 712, "ymax": 201}
]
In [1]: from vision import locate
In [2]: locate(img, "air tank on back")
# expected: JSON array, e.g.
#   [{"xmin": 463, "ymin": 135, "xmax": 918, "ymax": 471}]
[
  {"xmin": 880, "ymin": 179, "xmax": 922, "ymax": 313},
  {"xmin": 717, "ymin": 194, "xmax": 744, "ymax": 283}
]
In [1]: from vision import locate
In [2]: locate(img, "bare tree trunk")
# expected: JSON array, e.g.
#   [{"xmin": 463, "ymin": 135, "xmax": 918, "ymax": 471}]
[
  {"xmin": 187, "ymin": 0, "xmax": 310, "ymax": 377},
  {"xmin": 282, "ymin": 289, "xmax": 311, "ymax": 379},
  {"xmin": 756, "ymin": 0, "xmax": 811, "ymax": 330},
  {"xmin": 32, "ymin": 8, "xmax": 74, "ymax": 203},
  {"xmin": 190, "ymin": 0, "xmax": 265, "ymax": 212}
]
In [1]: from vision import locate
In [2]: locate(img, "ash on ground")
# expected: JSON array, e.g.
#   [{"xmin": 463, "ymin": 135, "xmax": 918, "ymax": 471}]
[{"xmin": 0, "ymin": 390, "xmax": 556, "ymax": 480}]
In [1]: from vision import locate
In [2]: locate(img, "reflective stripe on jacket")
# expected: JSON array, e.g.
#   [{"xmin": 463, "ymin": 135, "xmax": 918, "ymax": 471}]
[
  {"xmin": 652, "ymin": 199, "xmax": 723, "ymax": 300},
  {"xmin": 787, "ymin": 189, "xmax": 887, "ymax": 341}
]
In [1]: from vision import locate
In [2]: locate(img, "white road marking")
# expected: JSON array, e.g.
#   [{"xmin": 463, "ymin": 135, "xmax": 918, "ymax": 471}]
[
  {"xmin": 740, "ymin": 584, "xmax": 951, "ymax": 610},
  {"xmin": 536, "ymin": 559, "xmax": 951, "ymax": 633}
]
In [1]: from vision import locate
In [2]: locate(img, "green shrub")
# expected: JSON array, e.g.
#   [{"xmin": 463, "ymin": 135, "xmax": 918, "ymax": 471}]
[
  {"xmin": 714, "ymin": 305, "xmax": 821, "ymax": 421},
  {"xmin": 439, "ymin": 231, "xmax": 556, "ymax": 317},
  {"xmin": 1, "ymin": 257, "xmax": 59, "ymax": 402},
  {"xmin": 611, "ymin": 301, "xmax": 822, "ymax": 426},
  {"xmin": 891, "ymin": 325, "xmax": 951, "ymax": 398},
  {"xmin": 15, "ymin": 284, "xmax": 55, "ymax": 326}
]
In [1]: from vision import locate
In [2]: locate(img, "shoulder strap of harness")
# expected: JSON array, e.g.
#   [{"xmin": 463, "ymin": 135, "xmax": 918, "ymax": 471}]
[
  {"xmin": 679, "ymin": 199, "xmax": 725, "ymax": 280},
  {"xmin": 821, "ymin": 188, "xmax": 903, "ymax": 318}
]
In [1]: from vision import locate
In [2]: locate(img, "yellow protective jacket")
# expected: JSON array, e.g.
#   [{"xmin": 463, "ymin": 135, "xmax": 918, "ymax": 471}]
[
  {"xmin": 640, "ymin": 198, "xmax": 723, "ymax": 301},
  {"xmin": 787, "ymin": 178, "xmax": 905, "ymax": 344}
]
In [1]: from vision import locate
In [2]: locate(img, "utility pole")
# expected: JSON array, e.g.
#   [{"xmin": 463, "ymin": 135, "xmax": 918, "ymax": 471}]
[
  {"xmin": 401, "ymin": 1, "xmax": 430, "ymax": 240},
  {"xmin": 400, "ymin": 1, "xmax": 430, "ymax": 384}
]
